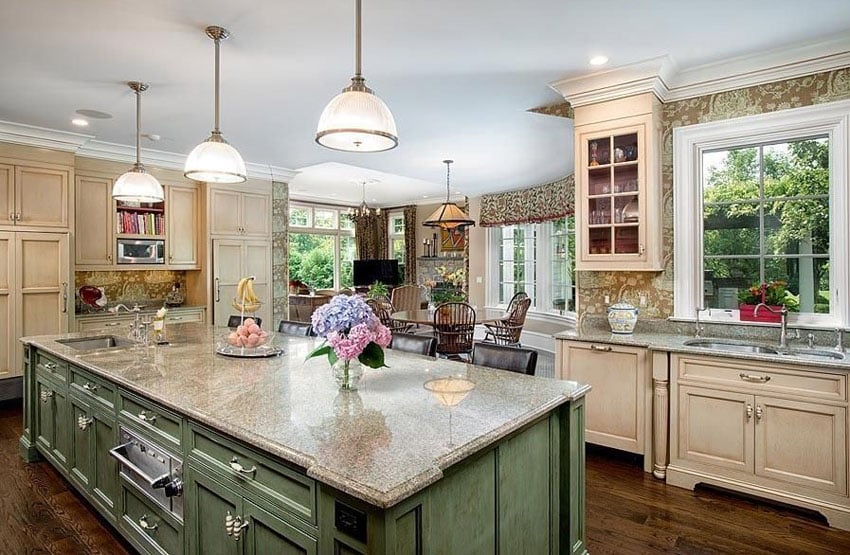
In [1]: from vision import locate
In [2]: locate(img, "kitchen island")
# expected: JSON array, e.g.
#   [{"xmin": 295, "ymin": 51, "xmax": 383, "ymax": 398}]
[{"xmin": 20, "ymin": 324, "xmax": 589, "ymax": 554}]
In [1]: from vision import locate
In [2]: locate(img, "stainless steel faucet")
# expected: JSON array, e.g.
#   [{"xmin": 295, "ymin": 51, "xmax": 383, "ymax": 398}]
[
  {"xmin": 109, "ymin": 303, "xmax": 144, "ymax": 343},
  {"xmin": 753, "ymin": 303, "xmax": 789, "ymax": 349},
  {"xmin": 695, "ymin": 306, "xmax": 706, "ymax": 338},
  {"xmin": 836, "ymin": 328, "xmax": 845, "ymax": 353}
]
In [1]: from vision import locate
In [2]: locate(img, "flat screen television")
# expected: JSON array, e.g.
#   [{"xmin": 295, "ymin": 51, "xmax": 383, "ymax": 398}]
[{"xmin": 353, "ymin": 259, "xmax": 400, "ymax": 287}]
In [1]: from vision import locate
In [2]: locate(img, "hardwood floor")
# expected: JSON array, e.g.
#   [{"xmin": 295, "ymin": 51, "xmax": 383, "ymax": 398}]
[{"xmin": 2, "ymin": 399, "xmax": 849, "ymax": 554}]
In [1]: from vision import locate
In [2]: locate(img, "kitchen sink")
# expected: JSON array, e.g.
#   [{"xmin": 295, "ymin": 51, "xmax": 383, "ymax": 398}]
[
  {"xmin": 781, "ymin": 349, "xmax": 846, "ymax": 361},
  {"xmin": 683, "ymin": 339, "xmax": 779, "ymax": 355},
  {"xmin": 57, "ymin": 335, "xmax": 134, "ymax": 351}
]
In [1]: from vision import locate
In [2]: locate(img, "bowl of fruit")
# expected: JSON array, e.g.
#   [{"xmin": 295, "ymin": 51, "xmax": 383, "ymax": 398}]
[{"xmin": 216, "ymin": 317, "xmax": 281, "ymax": 358}]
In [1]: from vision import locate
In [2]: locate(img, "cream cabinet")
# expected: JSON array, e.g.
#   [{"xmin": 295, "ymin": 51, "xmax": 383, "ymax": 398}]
[
  {"xmin": 74, "ymin": 175, "xmax": 114, "ymax": 266},
  {"xmin": 209, "ymin": 187, "xmax": 271, "ymax": 237},
  {"xmin": 166, "ymin": 185, "xmax": 199, "ymax": 269},
  {"xmin": 212, "ymin": 239, "xmax": 271, "ymax": 327},
  {"xmin": 669, "ymin": 353, "xmax": 850, "ymax": 530},
  {"xmin": 557, "ymin": 340, "xmax": 650, "ymax": 457},
  {"xmin": 573, "ymin": 93, "xmax": 662, "ymax": 270},
  {"xmin": 0, "ymin": 162, "xmax": 71, "ymax": 230},
  {"xmin": 76, "ymin": 306, "xmax": 206, "ymax": 333},
  {"xmin": 0, "ymin": 231, "xmax": 70, "ymax": 380}
]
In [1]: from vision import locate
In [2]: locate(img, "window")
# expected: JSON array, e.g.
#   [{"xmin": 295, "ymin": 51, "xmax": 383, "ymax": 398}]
[
  {"xmin": 388, "ymin": 212, "xmax": 406, "ymax": 281},
  {"xmin": 673, "ymin": 100, "xmax": 850, "ymax": 327},
  {"xmin": 288, "ymin": 203, "xmax": 355, "ymax": 290},
  {"xmin": 488, "ymin": 216, "xmax": 576, "ymax": 316}
]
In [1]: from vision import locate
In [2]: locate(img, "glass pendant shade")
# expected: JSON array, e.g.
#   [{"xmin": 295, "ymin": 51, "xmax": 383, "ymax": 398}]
[
  {"xmin": 316, "ymin": 86, "xmax": 398, "ymax": 152},
  {"xmin": 184, "ymin": 135, "xmax": 247, "ymax": 183},
  {"xmin": 113, "ymin": 166, "xmax": 164, "ymax": 203}
]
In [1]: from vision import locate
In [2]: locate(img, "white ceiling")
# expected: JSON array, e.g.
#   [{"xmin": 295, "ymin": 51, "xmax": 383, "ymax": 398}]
[{"xmin": 1, "ymin": 0, "xmax": 849, "ymax": 206}]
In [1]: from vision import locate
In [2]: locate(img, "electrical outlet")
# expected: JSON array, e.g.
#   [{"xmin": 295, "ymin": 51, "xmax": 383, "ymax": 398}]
[
  {"xmin": 476, "ymin": 276, "xmax": 483, "ymax": 284},
  {"xmin": 604, "ymin": 295, "xmax": 610, "ymax": 304},
  {"xmin": 639, "ymin": 294, "xmax": 647, "ymax": 307}
]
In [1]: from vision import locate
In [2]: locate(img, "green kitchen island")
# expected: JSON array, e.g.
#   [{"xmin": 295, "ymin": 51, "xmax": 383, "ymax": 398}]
[{"xmin": 19, "ymin": 324, "xmax": 589, "ymax": 554}]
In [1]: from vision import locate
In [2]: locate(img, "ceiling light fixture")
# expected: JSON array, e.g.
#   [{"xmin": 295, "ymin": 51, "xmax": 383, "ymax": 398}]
[
  {"xmin": 349, "ymin": 180, "xmax": 381, "ymax": 221},
  {"xmin": 71, "ymin": 118, "xmax": 89, "ymax": 127},
  {"xmin": 316, "ymin": 0, "xmax": 397, "ymax": 152},
  {"xmin": 112, "ymin": 82, "xmax": 164, "ymax": 203},
  {"xmin": 589, "ymin": 55, "xmax": 609, "ymax": 66},
  {"xmin": 184, "ymin": 25, "xmax": 247, "ymax": 184},
  {"xmin": 423, "ymin": 160, "xmax": 475, "ymax": 230}
]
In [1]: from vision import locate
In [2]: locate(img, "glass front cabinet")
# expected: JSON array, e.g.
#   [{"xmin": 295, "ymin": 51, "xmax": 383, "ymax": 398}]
[{"xmin": 574, "ymin": 99, "xmax": 663, "ymax": 271}]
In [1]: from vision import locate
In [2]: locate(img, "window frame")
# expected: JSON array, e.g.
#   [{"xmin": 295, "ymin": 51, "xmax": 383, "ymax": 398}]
[
  {"xmin": 288, "ymin": 202, "xmax": 356, "ymax": 290},
  {"xmin": 673, "ymin": 99, "xmax": 850, "ymax": 328}
]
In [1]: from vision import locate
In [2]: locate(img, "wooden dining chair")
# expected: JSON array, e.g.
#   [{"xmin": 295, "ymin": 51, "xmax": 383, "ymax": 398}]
[
  {"xmin": 389, "ymin": 332, "xmax": 436, "ymax": 357},
  {"xmin": 483, "ymin": 296, "xmax": 531, "ymax": 346},
  {"xmin": 277, "ymin": 320, "xmax": 314, "ymax": 336},
  {"xmin": 391, "ymin": 285, "xmax": 425, "ymax": 313},
  {"xmin": 471, "ymin": 343, "xmax": 538, "ymax": 375},
  {"xmin": 366, "ymin": 298, "xmax": 413, "ymax": 334},
  {"xmin": 433, "ymin": 302, "xmax": 476, "ymax": 361}
]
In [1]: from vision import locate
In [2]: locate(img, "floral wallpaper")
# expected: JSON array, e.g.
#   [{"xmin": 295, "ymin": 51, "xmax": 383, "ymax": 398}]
[
  {"xmin": 74, "ymin": 270, "xmax": 185, "ymax": 310},
  {"xmin": 480, "ymin": 175, "xmax": 575, "ymax": 227},
  {"xmin": 272, "ymin": 180, "xmax": 289, "ymax": 325},
  {"xmin": 529, "ymin": 101, "xmax": 574, "ymax": 119},
  {"xmin": 577, "ymin": 66, "xmax": 850, "ymax": 320}
]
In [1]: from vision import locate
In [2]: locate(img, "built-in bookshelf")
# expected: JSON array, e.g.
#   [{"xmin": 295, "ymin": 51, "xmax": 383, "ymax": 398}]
[{"xmin": 116, "ymin": 200, "xmax": 165, "ymax": 236}]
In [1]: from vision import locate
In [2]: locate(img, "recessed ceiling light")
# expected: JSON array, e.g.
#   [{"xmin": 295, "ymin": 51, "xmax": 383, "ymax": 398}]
[
  {"xmin": 75, "ymin": 109, "xmax": 112, "ymax": 119},
  {"xmin": 142, "ymin": 133, "xmax": 161, "ymax": 142},
  {"xmin": 71, "ymin": 118, "xmax": 89, "ymax": 127},
  {"xmin": 589, "ymin": 55, "xmax": 609, "ymax": 66}
]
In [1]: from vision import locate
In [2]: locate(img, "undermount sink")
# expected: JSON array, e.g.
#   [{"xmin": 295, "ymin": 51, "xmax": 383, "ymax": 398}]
[
  {"xmin": 57, "ymin": 335, "xmax": 134, "ymax": 351},
  {"xmin": 684, "ymin": 339, "xmax": 779, "ymax": 355},
  {"xmin": 781, "ymin": 349, "xmax": 846, "ymax": 361}
]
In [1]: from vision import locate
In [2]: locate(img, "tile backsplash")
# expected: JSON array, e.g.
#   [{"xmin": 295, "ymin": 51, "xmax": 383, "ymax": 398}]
[{"xmin": 75, "ymin": 270, "xmax": 186, "ymax": 307}]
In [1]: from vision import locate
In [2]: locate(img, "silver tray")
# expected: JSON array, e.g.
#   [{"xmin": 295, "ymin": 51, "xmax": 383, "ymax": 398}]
[{"xmin": 215, "ymin": 344, "xmax": 284, "ymax": 358}]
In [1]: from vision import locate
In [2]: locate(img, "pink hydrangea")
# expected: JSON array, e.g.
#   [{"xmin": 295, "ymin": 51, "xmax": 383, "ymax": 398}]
[
  {"xmin": 332, "ymin": 323, "xmax": 373, "ymax": 361},
  {"xmin": 373, "ymin": 324, "xmax": 392, "ymax": 348}
]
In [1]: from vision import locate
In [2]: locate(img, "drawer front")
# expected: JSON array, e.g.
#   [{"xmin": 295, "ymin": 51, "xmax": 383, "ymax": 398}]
[
  {"xmin": 121, "ymin": 482, "xmax": 183, "ymax": 555},
  {"xmin": 35, "ymin": 350, "xmax": 67, "ymax": 382},
  {"xmin": 190, "ymin": 425, "xmax": 316, "ymax": 525},
  {"xmin": 675, "ymin": 355, "xmax": 846, "ymax": 401},
  {"xmin": 164, "ymin": 309, "xmax": 204, "ymax": 325},
  {"xmin": 70, "ymin": 366, "xmax": 115, "ymax": 408},
  {"xmin": 119, "ymin": 391, "xmax": 182, "ymax": 448},
  {"xmin": 77, "ymin": 316, "xmax": 133, "ymax": 333}
]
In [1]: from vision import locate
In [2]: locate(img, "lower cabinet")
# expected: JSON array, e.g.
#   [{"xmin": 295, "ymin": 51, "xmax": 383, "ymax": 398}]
[
  {"xmin": 120, "ymin": 479, "xmax": 184, "ymax": 555},
  {"xmin": 69, "ymin": 394, "xmax": 119, "ymax": 520},
  {"xmin": 34, "ymin": 372, "xmax": 70, "ymax": 472},
  {"xmin": 185, "ymin": 463, "xmax": 317, "ymax": 555}
]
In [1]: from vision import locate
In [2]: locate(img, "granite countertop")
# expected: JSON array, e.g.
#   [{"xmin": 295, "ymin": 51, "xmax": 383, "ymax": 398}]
[
  {"xmin": 21, "ymin": 325, "xmax": 589, "ymax": 508},
  {"xmin": 554, "ymin": 328, "xmax": 850, "ymax": 372},
  {"xmin": 75, "ymin": 304, "xmax": 206, "ymax": 317}
]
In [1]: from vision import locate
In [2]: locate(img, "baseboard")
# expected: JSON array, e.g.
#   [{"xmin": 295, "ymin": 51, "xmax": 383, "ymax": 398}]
[{"xmin": 0, "ymin": 377, "xmax": 23, "ymax": 401}]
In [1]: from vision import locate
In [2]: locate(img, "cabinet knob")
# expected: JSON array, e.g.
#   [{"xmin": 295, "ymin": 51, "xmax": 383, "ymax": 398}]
[
  {"xmin": 82, "ymin": 382, "xmax": 98, "ymax": 392},
  {"xmin": 755, "ymin": 405, "xmax": 764, "ymax": 421},
  {"xmin": 137, "ymin": 410, "xmax": 157, "ymax": 424},
  {"xmin": 138, "ymin": 514, "xmax": 159, "ymax": 532},
  {"xmin": 107, "ymin": 255, "xmax": 112, "ymax": 262},
  {"xmin": 746, "ymin": 403, "xmax": 753, "ymax": 421},
  {"xmin": 225, "ymin": 511, "xmax": 249, "ymax": 541},
  {"xmin": 39, "ymin": 390, "xmax": 54, "ymax": 403},
  {"xmin": 77, "ymin": 415, "xmax": 94, "ymax": 431}
]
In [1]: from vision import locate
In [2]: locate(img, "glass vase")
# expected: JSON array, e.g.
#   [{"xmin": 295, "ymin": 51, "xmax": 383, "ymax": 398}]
[{"xmin": 333, "ymin": 359, "xmax": 363, "ymax": 391}]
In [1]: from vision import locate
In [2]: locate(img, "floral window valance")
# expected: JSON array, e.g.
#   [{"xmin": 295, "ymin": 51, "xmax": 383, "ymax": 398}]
[{"xmin": 479, "ymin": 174, "xmax": 575, "ymax": 227}]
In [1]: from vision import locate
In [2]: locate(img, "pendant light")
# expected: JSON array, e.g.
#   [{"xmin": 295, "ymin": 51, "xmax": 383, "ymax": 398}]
[
  {"xmin": 184, "ymin": 26, "xmax": 247, "ymax": 183},
  {"xmin": 316, "ymin": 0, "xmax": 397, "ymax": 152},
  {"xmin": 424, "ymin": 160, "xmax": 475, "ymax": 229},
  {"xmin": 349, "ymin": 180, "xmax": 381, "ymax": 222},
  {"xmin": 112, "ymin": 82, "xmax": 165, "ymax": 202}
]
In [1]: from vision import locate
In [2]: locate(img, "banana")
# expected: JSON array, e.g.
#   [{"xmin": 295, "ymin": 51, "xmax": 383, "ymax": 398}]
[{"xmin": 232, "ymin": 276, "xmax": 261, "ymax": 312}]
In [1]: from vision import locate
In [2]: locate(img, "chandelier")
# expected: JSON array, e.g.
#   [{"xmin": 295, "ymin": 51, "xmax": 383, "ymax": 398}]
[{"xmin": 349, "ymin": 181, "xmax": 381, "ymax": 221}]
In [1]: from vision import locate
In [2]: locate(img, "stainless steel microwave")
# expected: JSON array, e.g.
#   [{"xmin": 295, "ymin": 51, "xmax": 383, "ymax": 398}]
[{"xmin": 117, "ymin": 239, "xmax": 165, "ymax": 265}]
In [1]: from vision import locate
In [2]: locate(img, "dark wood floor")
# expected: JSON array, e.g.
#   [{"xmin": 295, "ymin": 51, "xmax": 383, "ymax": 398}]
[{"xmin": 2, "ymin": 400, "xmax": 849, "ymax": 554}]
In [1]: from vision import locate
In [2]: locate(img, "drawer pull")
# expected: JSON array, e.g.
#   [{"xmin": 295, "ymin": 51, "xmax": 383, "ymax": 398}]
[
  {"xmin": 40, "ymin": 390, "xmax": 54, "ymax": 403},
  {"xmin": 44, "ymin": 362, "xmax": 57, "ymax": 370},
  {"xmin": 138, "ymin": 410, "xmax": 157, "ymax": 424},
  {"xmin": 590, "ymin": 344, "xmax": 612, "ymax": 352},
  {"xmin": 229, "ymin": 456, "xmax": 257, "ymax": 476},
  {"xmin": 82, "ymin": 382, "xmax": 98, "ymax": 392},
  {"xmin": 746, "ymin": 403, "xmax": 753, "ymax": 421},
  {"xmin": 225, "ymin": 511, "xmax": 249, "ymax": 540},
  {"xmin": 77, "ymin": 415, "xmax": 94, "ymax": 431},
  {"xmin": 168, "ymin": 316, "xmax": 183, "ymax": 321},
  {"xmin": 739, "ymin": 373, "xmax": 771, "ymax": 383},
  {"xmin": 138, "ymin": 514, "xmax": 159, "ymax": 532},
  {"xmin": 104, "ymin": 322, "xmax": 122, "ymax": 327}
]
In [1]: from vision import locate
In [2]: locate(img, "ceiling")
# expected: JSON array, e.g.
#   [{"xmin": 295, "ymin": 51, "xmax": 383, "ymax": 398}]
[{"xmin": 1, "ymin": 1, "xmax": 849, "ymax": 207}]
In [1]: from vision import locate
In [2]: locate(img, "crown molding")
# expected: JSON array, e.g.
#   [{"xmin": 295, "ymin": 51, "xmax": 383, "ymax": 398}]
[
  {"xmin": 550, "ymin": 33, "xmax": 850, "ymax": 107},
  {"xmin": 0, "ymin": 120, "xmax": 93, "ymax": 151}
]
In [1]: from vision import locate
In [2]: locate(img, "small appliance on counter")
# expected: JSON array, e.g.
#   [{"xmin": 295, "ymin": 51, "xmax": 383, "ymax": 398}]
[
  {"xmin": 79, "ymin": 285, "xmax": 108, "ymax": 311},
  {"xmin": 165, "ymin": 282, "xmax": 185, "ymax": 306},
  {"xmin": 607, "ymin": 301, "xmax": 638, "ymax": 334}
]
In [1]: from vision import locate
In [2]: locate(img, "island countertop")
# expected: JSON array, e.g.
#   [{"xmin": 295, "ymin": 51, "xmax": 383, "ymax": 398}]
[{"xmin": 22, "ymin": 324, "xmax": 589, "ymax": 508}]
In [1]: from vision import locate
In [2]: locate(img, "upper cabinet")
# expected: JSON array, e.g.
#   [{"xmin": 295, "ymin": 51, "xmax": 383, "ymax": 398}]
[
  {"xmin": 210, "ymin": 187, "xmax": 271, "ymax": 237},
  {"xmin": 0, "ymin": 162, "xmax": 71, "ymax": 230},
  {"xmin": 167, "ymin": 185, "xmax": 199, "ymax": 268},
  {"xmin": 75, "ymin": 175, "xmax": 113, "ymax": 266},
  {"xmin": 574, "ymin": 93, "xmax": 663, "ymax": 271}
]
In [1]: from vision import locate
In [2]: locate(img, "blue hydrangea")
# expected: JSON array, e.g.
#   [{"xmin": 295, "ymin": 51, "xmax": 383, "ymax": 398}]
[{"xmin": 311, "ymin": 294, "xmax": 374, "ymax": 337}]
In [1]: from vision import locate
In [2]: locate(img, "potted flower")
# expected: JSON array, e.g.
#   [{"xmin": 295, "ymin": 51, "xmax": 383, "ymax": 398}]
[
  {"xmin": 737, "ymin": 281, "xmax": 798, "ymax": 323},
  {"xmin": 307, "ymin": 295, "xmax": 392, "ymax": 390},
  {"xmin": 431, "ymin": 266, "xmax": 467, "ymax": 305}
]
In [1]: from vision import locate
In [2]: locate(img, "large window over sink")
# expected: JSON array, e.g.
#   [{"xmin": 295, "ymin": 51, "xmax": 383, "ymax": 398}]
[{"xmin": 674, "ymin": 100, "xmax": 850, "ymax": 327}]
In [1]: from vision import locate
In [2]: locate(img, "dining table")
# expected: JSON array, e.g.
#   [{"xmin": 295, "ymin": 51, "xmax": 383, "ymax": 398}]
[{"xmin": 391, "ymin": 307, "xmax": 505, "ymax": 326}]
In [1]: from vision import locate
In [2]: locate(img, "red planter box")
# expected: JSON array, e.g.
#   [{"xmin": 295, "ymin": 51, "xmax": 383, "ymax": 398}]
[{"xmin": 739, "ymin": 304, "xmax": 782, "ymax": 323}]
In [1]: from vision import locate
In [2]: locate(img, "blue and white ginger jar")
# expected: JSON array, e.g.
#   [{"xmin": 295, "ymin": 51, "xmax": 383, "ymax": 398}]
[{"xmin": 607, "ymin": 302, "xmax": 638, "ymax": 334}]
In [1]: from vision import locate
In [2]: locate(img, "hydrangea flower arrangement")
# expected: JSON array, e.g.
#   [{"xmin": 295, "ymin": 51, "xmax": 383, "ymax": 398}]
[{"xmin": 307, "ymin": 294, "xmax": 392, "ymax": 373}]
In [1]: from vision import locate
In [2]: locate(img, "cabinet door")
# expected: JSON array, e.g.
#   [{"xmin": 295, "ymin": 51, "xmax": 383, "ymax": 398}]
[
  {"xmin": 34, "ymin": 375, "xmax": 56, "ymax": 454},
  {"xmin": 0, "ymin": 232, "xmax": 14, "ymax": 378},
  {"xmin": 35, "ymin": 376, "xmax": 70, "ymax": 472},
  {"xmin": 14, "ymin": 232, "xmax": 70, "ymax": 378},
  {"xmin": 244, "ymin": 499, "xmax": 317, "ymax": 555},
  {"xmin": 560, "ymin": 342, "xmax": 646, "ymax": 453},
  {"xmin": 677, "ymin": 386, "xmax": 753, "ymax": 473},
  {"xmin": 0, "ymin": 164, "xmax": 13, "ymax": 227},
  {"xmin": 241, "ymin": 193, "xmax": 270, "ymax": 237},
  {"xmin": 15, "ymin": 165, "xmax": 70, "ymax": 228},
  {"xmin": 167, "ymin": 185, "xmax": 199, "ymax": 268},
  {"xmin": 212, "ymin": 239, "xmax": 245, "ymax": 327},
  {"xmin": 69, "ymin": 396, "xmax": 93, "ymax": 491},
  {"xmin": 755, "ymin": 396, "xmax": 847, "ymax": 495},
  {"xmin": 75, "ymin": 175, "xmax": 114, "ymax": 266},
  {"xmin": 210, "ymin": 188, "xmax": 242, "ymax": 236},
  {"xmin": 244, "ymin": 240, "xmax": 271, "ymax": 326},
  {"xmin": 185, "ymin": 466, "xmax": 242, "ymax": 555},
  {"xmin": 92, "ymin": 407, "xmax": 119, "ymax": 519}
]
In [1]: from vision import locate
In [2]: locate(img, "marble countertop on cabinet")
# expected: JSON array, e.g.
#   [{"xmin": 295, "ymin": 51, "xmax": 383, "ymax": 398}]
[
  {"xmin": 21, "ymin": 324, "xmax": 589, "ymax": 508},
  {"xmin": 75, "ymin": 304, "xmax": 206, "ymax": 317},
  {"xmin": 554, "ymin": 328, "xmax": 850, "ymax": 372}
]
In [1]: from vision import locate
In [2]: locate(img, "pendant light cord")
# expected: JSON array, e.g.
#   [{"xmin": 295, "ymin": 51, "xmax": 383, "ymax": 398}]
[
  {"xmin": 135, "ymin": 86, "xmax": 142, "ymax": 166},
  {"xmin": 354, "ymin": 0, "xmax": 362, "ymax": 79},
  {"xmin": 444, "ymin": 160, "xmax": 453, "ymax": 202},
  {"xmin": 214, "ymin": 35, "xmax": 221, "ymax": 134}
]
